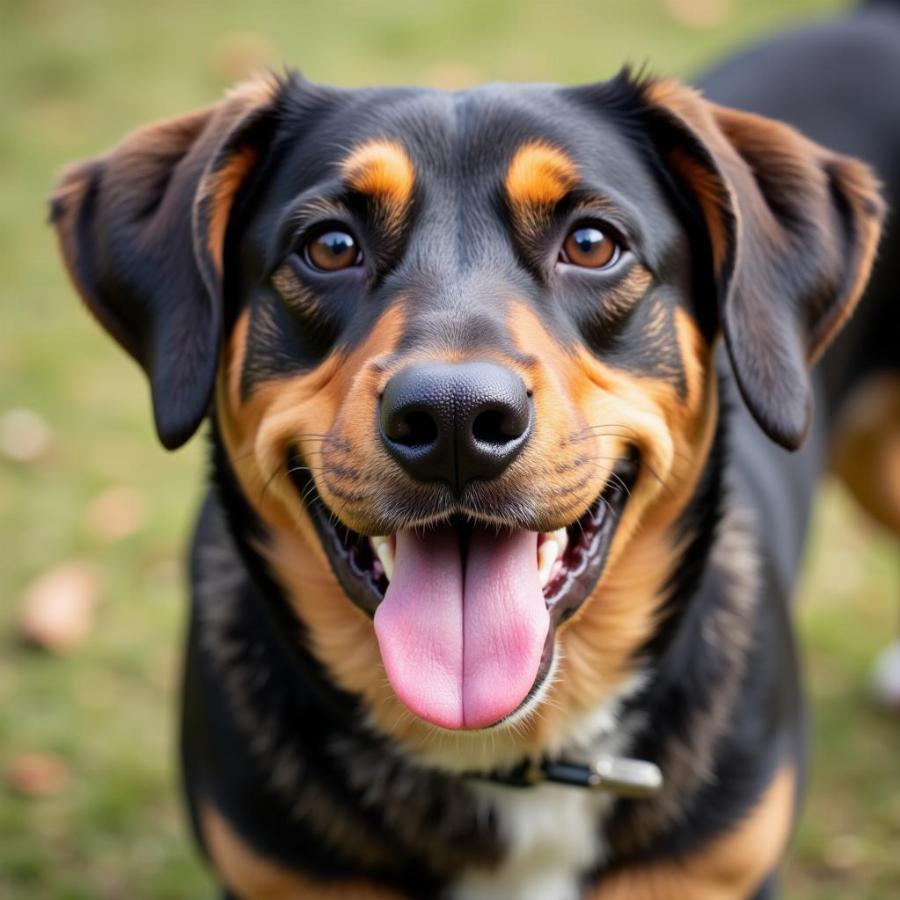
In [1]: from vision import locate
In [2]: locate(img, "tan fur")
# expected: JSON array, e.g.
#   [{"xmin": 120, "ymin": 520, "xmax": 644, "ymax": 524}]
[
  {"xmin": 596, "ymin": 267, "xmax": 655, "ymax": 322},
  {"xmin": 201, "ymin": 142, "xmax": 265, "ymax": 272},
  {"xmin": 505, "ymin": 141, "xmax": 579, "ymax": 210},
  {"xmin": 342, "ymin": 140, "xmax": 416, "ymax": 236},
  {"xmin": 832, "ymin": 372, "xmax": 900, "ymax": 534},
  {"xmin": 589, "ymin": 766, "xmax": 795, "ymax": 899},
  {"xmin": 196, "ymin": 78, "xmax": 278, "ymax": 273},
  {"xmin": 225, "ymin": 310, "xmax": 252, "ymax": 424},
  {"xmin": 200, "ymin": 802, "xmax": 403, "ymax": 900},
  {"xmin": 272, "ymin": 266, "xmax": 326, "ymax": 318},
  {"xmin": 217, "ymin": 303, "xmax": 408, "ymax": 535}
]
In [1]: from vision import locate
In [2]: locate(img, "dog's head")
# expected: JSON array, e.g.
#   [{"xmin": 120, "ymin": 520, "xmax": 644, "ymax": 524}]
[{"xmin": 52, "ymin": 71, "xmax": 882, "ymax": 764}]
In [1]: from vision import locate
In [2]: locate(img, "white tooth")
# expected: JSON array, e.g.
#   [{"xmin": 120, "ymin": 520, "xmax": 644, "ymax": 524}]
[
  {"xmin": 538, "ymin": 539, "xmax": 561, "ymax": 588},
  {"xmin": 550, "ymin": 559, "xmax": 564, "ymax": 582},
  {"xmin": 551, "ymin": 527, "xmax": 568, "ymax": 554},
  {"xmin": 370, "ymin": 535, "xmax": 394, "ymax": 582}
]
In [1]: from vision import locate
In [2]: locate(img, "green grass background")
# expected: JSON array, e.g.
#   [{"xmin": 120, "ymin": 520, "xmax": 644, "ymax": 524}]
[{"xmin": 1, "ymin": 0, "xmax": 898, "ymax": 896}]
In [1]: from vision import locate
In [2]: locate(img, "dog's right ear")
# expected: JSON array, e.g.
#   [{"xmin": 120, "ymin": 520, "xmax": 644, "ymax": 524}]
[{"xmin": 50, "ymin": 79, "xmax": 280, "ymax": 449}]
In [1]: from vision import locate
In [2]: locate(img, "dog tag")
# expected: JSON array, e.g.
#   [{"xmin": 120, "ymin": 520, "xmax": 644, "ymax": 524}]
[
  {"xmin": 540, "ymin": 756, "xmax": 663, "ymax": 797},
  {"xmin": 588, "ymin": 756, "xmax": 663, "ymax": 797}
]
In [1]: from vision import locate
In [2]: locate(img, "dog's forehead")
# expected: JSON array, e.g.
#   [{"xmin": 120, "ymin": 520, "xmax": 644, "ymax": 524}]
[{"xmin": 280, "ymin": 81, "xmax": 662, "ymax": 205}]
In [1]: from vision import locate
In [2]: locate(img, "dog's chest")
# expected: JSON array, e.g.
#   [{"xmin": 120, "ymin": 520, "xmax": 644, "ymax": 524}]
[{"xmin": 449, "ymin": 783, "xmax": 611, "ymax": 900}]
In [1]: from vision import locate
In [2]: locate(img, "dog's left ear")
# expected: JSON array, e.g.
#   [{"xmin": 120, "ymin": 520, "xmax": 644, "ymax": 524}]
[
  {"xmin": 639, "ymin": 80, "xmax": 884, "ymax": 450},
  {"xmin": 50, "ymin": 79, "xmax": 280, "ymax": 449}
]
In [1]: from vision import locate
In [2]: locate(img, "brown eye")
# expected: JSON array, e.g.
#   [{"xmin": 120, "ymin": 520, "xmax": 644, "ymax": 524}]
[
  {"xmin": 560, "ymin": 224, "xmax": 620, "ymax": 269},
  {"xmin": 304, "ymin": 229, "xmax": 362, "ymax": 271}
]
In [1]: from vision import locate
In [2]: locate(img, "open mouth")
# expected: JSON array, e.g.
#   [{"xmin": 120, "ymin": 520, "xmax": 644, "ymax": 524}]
[{"xmin": 291, "ymin": 453, "xmax": 638, "ymax": 731}]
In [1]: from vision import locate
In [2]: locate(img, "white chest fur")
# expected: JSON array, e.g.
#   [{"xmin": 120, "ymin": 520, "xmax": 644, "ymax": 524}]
[{"xmin": 450, "ymin": 782, "xmax": 612, "ymax": 900}]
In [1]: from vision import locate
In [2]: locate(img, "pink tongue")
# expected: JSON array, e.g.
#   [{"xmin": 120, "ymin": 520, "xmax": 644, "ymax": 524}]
[{"xmin": 373, "ymin": 526, "xmax": 549, "ymax": 730}]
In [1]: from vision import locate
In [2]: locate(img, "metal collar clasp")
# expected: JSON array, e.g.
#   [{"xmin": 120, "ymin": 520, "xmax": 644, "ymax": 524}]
[{"xmin": 479, "ymin": 755, "xmax": 663, "ymax": 797}]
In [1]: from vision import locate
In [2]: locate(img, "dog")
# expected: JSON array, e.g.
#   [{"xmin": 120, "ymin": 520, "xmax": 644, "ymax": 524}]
[{"xmin": 50, "ymin": 1, "xmax": 900, "ymax": 897}]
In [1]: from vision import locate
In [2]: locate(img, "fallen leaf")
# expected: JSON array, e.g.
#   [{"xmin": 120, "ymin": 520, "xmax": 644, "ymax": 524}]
[
  {"xmin": 5, "ymin": 752, "xmax": 70, "ymax": 797},
  {"xmin": 824, "ymin": 833, "xmax": 866, "ymax": 873},
  {"xmin": 85, "ymin": 485, "xmax": 146, "ymax": 542},
  {"xmin": 18, "ymin": 562, "xmax": 99, "ymax": 653},
  {"xmin": 0, "ymin": 408, "xmax": 52, "ymax": 463}
]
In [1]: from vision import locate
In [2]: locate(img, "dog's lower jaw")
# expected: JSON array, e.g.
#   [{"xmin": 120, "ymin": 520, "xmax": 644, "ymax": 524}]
[{"xmin": 291, "ymin": 454, "xmax": 638, "ymax": 733}]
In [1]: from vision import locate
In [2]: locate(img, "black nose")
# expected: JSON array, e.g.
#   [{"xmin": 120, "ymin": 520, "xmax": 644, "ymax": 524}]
[{"xmin": 380, "ymin": 361, "xmax": 532, "ymax": 491}]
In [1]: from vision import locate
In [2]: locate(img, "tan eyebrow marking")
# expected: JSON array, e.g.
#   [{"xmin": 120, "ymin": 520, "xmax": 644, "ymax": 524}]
[
  {"xmin": 341, "ymin": 139, "xmax": 416, "ymax": 225},
  {"xmin": 504, "ymin": 141, "xmax": 579, "ymax": 211}
]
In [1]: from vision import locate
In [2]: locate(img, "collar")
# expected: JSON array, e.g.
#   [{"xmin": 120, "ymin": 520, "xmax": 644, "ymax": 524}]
[{"xmin": 473, "ymin": 754, "xmax": 663, "ymax": 797}]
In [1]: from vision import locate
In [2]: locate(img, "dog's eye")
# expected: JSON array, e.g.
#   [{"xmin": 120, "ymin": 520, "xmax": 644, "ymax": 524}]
[
  {"xmin": 304, "ymin": 230, "xmax": 363, "ymax": 271},
  {"xmin": 559, "ymin": 224, "xmax": 621, "ymax": 269}
]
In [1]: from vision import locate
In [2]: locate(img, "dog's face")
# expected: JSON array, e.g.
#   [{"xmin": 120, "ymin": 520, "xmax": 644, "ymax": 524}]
[{"xmin": 52, "ymin": 72, "xmax": 881, "ymax": 765}]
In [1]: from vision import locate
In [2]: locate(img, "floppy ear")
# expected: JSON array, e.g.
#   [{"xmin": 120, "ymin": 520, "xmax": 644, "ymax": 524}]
[
  {"xmin": 50, "ymin": 79, "xmax": 279, "ymax": 449},
  {"xmin": 640, "ymin": 80, "xmax": 884, "ymax": 450}
]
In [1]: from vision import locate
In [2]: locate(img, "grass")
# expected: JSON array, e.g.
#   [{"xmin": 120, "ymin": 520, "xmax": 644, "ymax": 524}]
[{"xmin": 1, "ymin": 0, "xmax": 897, "ymax": 896}]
